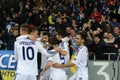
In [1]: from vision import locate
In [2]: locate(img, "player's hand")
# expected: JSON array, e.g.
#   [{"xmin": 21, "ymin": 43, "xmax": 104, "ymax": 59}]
[
  {"xmin": 52, "ymin": 63, "xmax": 62, "ymax": 68},
  {"xmin": 70, "ymin": 45, "xmax": 76, "ymax": 50},
  {"xmin": 54, "ymin": 47, "xmax": 61, "ymax": 52},
  {"xmin": 38, "ymin": 71, "xmax": 44, "ymax": 80}
]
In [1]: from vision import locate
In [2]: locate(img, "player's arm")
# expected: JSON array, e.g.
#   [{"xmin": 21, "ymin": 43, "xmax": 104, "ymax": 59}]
[
  {"xmin": 14, "ymin": 41, "xmax": 18, "ymax": 61},
  {"xmin": 37, "ymin": 42, "xmax": 57, "ymax": 57},
  {"xmin": 55, "ymin": 42, "xmax": 69, "ymax": 56},
  {"xmin": 54, "ymin": 47, "xmax": 67, "ymax": 56},
  {"xmin": 38, "ymin": 58, "xmax": 53, "ymax": 79},
  {"xmin": 40, "ymin": 47, "xmax": 57, "ymax": 57},
  {"xmin": 52, "ymin": 61, "xmax": 75, "ymax": 68},
  {"xmin": 40, "ymin": 61, "xmax": 52, "ymax": 75},
  {"xmin": 59, "ymin": 49, "xmax": 67, "ymax": 56}
]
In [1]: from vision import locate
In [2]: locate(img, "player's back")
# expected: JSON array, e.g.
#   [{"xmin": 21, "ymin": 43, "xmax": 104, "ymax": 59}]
[
  {"xmin": 14, "ymin": 38, "xmax": 40, "ymax": 75},
  {"xmin": 48, "ymin": 41, "xmax": 70, "ymax": 79}
]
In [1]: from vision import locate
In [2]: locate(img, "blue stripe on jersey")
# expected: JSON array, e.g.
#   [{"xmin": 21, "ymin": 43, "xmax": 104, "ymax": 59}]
[{"xmin": 60, "ymin": 42, "xmax": 65, "ymax": 49}]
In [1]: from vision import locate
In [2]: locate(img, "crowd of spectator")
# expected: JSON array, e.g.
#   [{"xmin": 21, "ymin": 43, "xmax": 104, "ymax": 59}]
[{"xmin": 0, "ymin": 0, "xmax": 120, "ymax": 60}]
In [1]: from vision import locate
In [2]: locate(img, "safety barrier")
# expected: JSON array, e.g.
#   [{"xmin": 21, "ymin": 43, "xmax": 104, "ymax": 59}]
[{"xmin": 0, "ymin": 50, "xmax": 120, "ymax": 80}]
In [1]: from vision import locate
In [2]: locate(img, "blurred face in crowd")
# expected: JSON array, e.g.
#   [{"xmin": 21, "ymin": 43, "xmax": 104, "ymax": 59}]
[
  {"xmin": 51, "ymin": 12, "xmax": 55, "ymax": 17},
  {"xmin": 107, "ymin": 33, "xmax": 114, "ymax": 39},
  {"xmin": 63, "ymin": 17, "xmax": 68, "ymax": 23},
  {"xmin": 71, "ymin": 12, "xmax": 75, "ymax": 17},
  {"xmin": 76, "ymin": 34, "xmax": 84, "ymax": 47},
  {"xmin": 94, "ymin": 36, "xmax": 100, "ymax": 44},
  {"xmin": 6, "ymin": 16, "xmax": 11, "ymax": 21},
  {"xmin": 113, "ymin": 27, "xmax": 120, "ymax": 35},
  {"xmin": 112, "ymin": 18, "xmax": 117, "ymax": 22},
  {"xmin": 96, "ymin": 28, "xmax": 102, "ymax": 34},
  {"xmin": 42, "ymin": 35, "xmax": 48, "ymax": 43},
  {"xmin": 28, "ymin": 12, "xmax": 33, "ymax": 17},
  {"xmin": 13, "ymin": 29, "xmax": 19, "ymax": 36},
  {"xmin": 71, "ymin": 30, "xmax": 76, "ymax": 37},
  {"xmin": 56, "ymin": 17, "xmax": 62, "ymax": 23},
  {"xmin": 71, "ymin": 19, "xmax": 76, "ymax": 24},
  {"xmin": 103, "ymin": 32, "xmax": 108, "ymax": 39},
  {"xmin": 92, "ymin": 31, "xmax": 98, "ymax": 37},
  {"xmin": 66, "ymin": 27, "xmax": 71, "ymax": 34},
  {"xmin": 93, "ymin": 7, "xmax": 97, "ymax": 13}
]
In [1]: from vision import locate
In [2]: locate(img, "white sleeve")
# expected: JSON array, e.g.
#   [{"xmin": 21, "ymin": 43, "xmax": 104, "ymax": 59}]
[
  {"xmin": 14, "ymin": 41, "xmax": 18, "ymax": 61},
  {"xmin": 47, "ymin": 57, "xmax": 53, "ymax": 62},
  {"xmin": 37, "ymin": 42, "xmax": 57, "ymax": 57}
]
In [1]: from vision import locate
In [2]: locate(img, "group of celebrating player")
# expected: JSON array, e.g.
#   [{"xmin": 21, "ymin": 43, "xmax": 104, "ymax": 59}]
[{"xmin": 13, "ymin": 23, "xmax": 88, "ymax": 80}]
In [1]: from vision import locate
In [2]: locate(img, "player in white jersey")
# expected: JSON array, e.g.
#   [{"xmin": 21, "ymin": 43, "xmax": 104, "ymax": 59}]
[
  {"xmin": 39, "ymin": 29, "xmax": 70, "ymax": 80},
  {"xmin": 39, "ymin": 37, "xmax": 70, "ymax": 80},
  {"xmin": 49, "ymin": 37, "xmax": 70, "ymax": 80},
  {"xmin": 39, "ymin": 32, "xmax": 51, "ymax": 80},
  {"xmin": 53, "ymin": 32, "xmax": 89, "ymax": 80},
  {"xmin": 14, "ymin": 26, "xmax": 58, "ymax": 80}
]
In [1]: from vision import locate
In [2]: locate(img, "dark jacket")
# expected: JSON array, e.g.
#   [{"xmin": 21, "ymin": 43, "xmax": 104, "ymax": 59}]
[{"xmin": 89, "ymin": 40, "xmax": 117, "ymax": 60}]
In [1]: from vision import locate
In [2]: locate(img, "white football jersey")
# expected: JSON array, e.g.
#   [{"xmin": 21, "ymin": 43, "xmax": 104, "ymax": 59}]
[
  {"xmin": 40, "ymin": 42, "xmax": 49, "ymax": 69},
  {"xmin": 72, "ymin": 45, "xmax": 88, "ymax": 80},
  {"xmin": 48, "ymin": 41, "xmax": 70, "ymax": 80},
  {"xmin": 41, "ymin": 54, "xmax": 48, "ymax": 69},
  {"xmin": 14, "ymin": 38, "xmax": 56, "ymax": 76}
]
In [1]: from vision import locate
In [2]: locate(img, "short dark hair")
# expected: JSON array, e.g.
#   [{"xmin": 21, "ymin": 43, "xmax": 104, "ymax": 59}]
[
  {"xmin": 29, "ymin": 26, "xmax": 38, "ymax": 34},
  {"xmin": 56, "ymin": 29, "xmax": 66, "ymax": 38},
  {"xmin": 43, "ymin": 32, "xmax": 50, "ymax": 37},
  {"xmin": 78, "ymin": 32, "xmax": 86, "ymax": 40},
  {"xmin": 94, "ymin": 34, "xmax": 102, "ymax": 39},
  {"xmin": 48, "ymin": 37, "xmax": 59, "ymax": 45}
]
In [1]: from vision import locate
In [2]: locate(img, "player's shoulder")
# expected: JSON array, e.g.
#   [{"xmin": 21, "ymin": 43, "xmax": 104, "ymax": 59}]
[
  {"xmin": 16, "ymin": 35, "xmax": 28, "ymax": 41},
  {"xmin": 79, "ymin": 45, "xmax": 88, "ymax": 52},
  {"xmin": 60, "ymin": 41, "xmax": 68, "ymax": 46},
  {"xmin": 14, "ymin": 39, "xmax": 20, "ymax": 45},
  {"xmin": 35, "ymin": 41, "xmax": 42, "ymax": 46}
]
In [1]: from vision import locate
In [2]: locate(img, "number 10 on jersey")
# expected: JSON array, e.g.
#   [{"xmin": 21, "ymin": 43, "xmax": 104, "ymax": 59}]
[{"xmin": 22, "ymin": 46, "xmax": 34, "ymax": 60}]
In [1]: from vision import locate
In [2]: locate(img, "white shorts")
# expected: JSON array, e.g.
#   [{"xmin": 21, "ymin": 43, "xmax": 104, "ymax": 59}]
[
  {"xmin": 49, "ymin": 73, "xmax": 67, "ymax": 80},
  {"xmin": 76, "ymin": 76, "xmax": 88, "ymax": 80},
  {"xmin": 49, "ymin": 76, "xmax": 67, "ymax": 80},
  {"xmin": 14, "ymin": 73, "xmax": 37, "ymax": 80},
  {"xmin": 42, "ymin": 69, "xmax": 50, "ymax": 80}
]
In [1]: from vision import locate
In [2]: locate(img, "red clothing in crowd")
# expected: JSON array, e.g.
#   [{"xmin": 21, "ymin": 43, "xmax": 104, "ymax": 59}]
[{"xmin": 90, "ymin": 12, "xmax": 102, "ymax": 22}]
